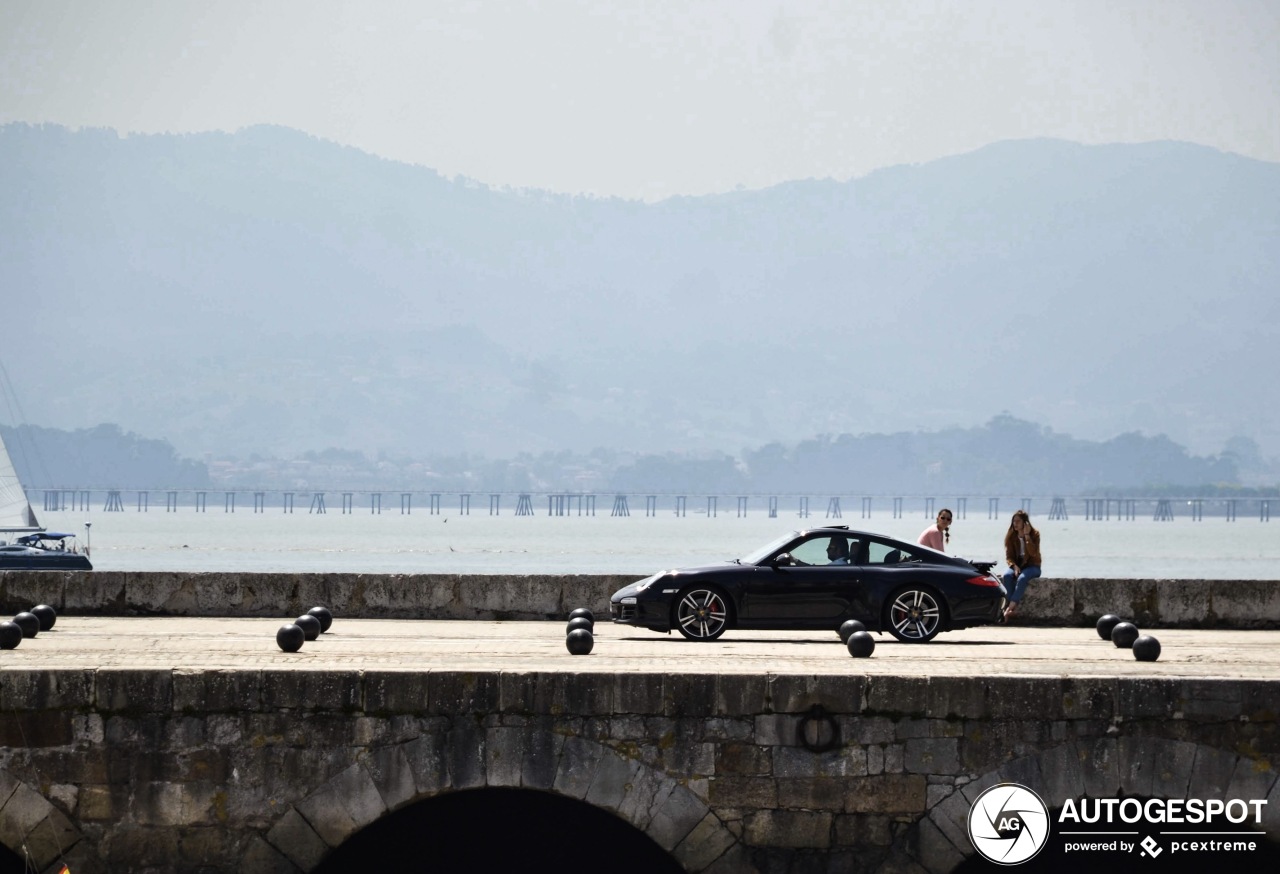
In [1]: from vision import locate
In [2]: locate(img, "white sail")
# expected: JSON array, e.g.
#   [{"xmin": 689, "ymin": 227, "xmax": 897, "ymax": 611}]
[{"xmin": 0, "ymin": 429, "xmax": 41, "ymax": 531}]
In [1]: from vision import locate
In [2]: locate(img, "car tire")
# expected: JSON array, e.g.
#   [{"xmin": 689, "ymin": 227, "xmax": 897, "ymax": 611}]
[
  {"xmin": 884, "ymin": 585, "xmax": 946, "ymax": 643},
  {"xmin": 673, "ymin": 586, "xmax": 732, "ymax": 641}
]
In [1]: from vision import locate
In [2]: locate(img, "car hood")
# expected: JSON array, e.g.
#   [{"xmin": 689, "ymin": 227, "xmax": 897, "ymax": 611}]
[{"xmin": 610, "ymin": 562, "xmax": 743, "ymax": 599}]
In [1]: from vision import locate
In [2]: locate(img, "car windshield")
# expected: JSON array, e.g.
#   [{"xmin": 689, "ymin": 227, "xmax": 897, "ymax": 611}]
[{"xmin": 739, "ymin": 531, "xmax": 802, "ymax": 565}]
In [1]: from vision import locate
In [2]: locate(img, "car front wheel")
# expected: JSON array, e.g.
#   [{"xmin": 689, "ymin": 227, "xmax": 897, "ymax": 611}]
[
  {"xmin": 885, "ymin": 586, "xmax": 945, "ymax": 643},
  {"xmin": 674, "ymin": 586, "xmax": 731, "ymax": 641}
]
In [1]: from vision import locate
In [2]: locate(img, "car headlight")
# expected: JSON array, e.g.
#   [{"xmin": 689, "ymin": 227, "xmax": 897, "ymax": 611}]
[
  {"xmin": 632, "ymin": 573, "xmax": 661, "ymax": 592},
  {"xmin": 621, "ymin": 597, "xmax": 637, "ymax": 605}
]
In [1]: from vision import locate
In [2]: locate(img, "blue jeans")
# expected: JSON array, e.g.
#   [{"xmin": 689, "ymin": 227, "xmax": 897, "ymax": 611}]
[{"xmin": 1002, "ymin": 565, "xmax": 1041, "ymax": 604}]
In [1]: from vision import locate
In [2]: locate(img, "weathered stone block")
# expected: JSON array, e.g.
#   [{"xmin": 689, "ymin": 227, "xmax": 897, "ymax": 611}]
[
  {"xmin": 11, "ymin": 797, "xmax": 77, "ymax": 871},
  {"xmin": 672, "ymin": 811, "xmax": 738, "ymax": 871},
  {"xmin": 716, "ymin": 676, "xmax": 769, "ymax": 716},
  {"xmin": 614, "ymin": 672, "xmax": 666, "ymax": 714},
  {"xmin": 584, "ymin": 747, "xmax": 640, "ymax": 811},
  {"xmin": 1061, "ymin": 677, "xmax": 1116, "ymax": 720},
  {"xmin": 0, "ymin": 780, "xmax": 53, "ymax": 848},
  {"xmin": 445, "ymin": 719, "xmax": 486, "ymax": 790},
  {"xmin": 365, "ymin": 745, "xmax": 418, "ymax": 812},
  {"xmin": 398, "ymin": 731, "xmax": 449, "ymax": 796},
  {"xmin": 1039, "ymin": 742, "xmax": 1086, "ymax": 808},
  {"xmin": 0, "ymin": 712, "xmax": 73, "ymax": 748},
  {"xmin": 770, "ymin": 674, "xmax": 864, "ymax": 715},
  {"xmin": 553, "ymin": 736, "xmax": 604, "ymax": 799},
  {"xmin": 426, "ymin": 671, "xmax": 500, "ymax": 716},
  {"xmin": 1077, "ymin": 737, "xmax": 1120, "ymax": 797},
  {"xmin": 716, "ymin": 743, "xmax": 771, "ymax": 776},
  {"xmin": 172, "ymin": 665, "xmax": 264, "ymax": 716},
  {"xmin": 709, "ymin": 776, "xmax": 778, "ymax": 809},
  {"xmin": 520, "ymin": 719, "xmax": 564, "ymax": 790},
  {"xmin": 868, "ymin": 676, "xmax": 929, "ymax": 716},
  {"xmin": 1210, "ymin": 580, "xmax": 1280, "ymax": 628},
  {"xmin": 905, "ymin": 738, "xmax": 960, "ymax": 775},
  {"xmin": 1188, "ymin": 744, "xmax": 1239, "ymax": 798},
  {"xmin": 648, "ymin": 783, "xmax": 711, "ymax": 851},
  {"xmin": 266, "ymin": 807, "xmax": 329, "ymax": 870},
  {"xmin": 239, "ymin": 833, "xmax": 304, "ymax": 874},
  {"xmin": 845, "ymin": 774, "xmax": 927, "ymax": 814},
  {"xmin": 482, "ymin": 725, "xmax": 524, "ymax": 787},
  {"xmin": 363, "ymin": 671, "xmax": 430, "ymax": 713},
  {"xmin": 1151, "ymin": 738, "xmax": 1197, "ymax": 798},
  {"xmin": 753, "ymin": 714, "xmax": 791, "ymax": 747},
  {"xmin": 774, "ymin": 745, "xmax": 867, "ymax": 778},
  {"xmin": 915, "ymin": 815, "xmax": 966, "ymax": 874},
  {"xmin": 95, "ymin": 669, "xmax": 173, "ymax": 713},
  {"xmin": 260, "ymin": 671, "xmax": 361, "ymax": 712},
  {"xmin": 743, "ymin": 808, "xmax": 832, "ymax": 849},
  {"xmin": 1226, "ymin": 755, "xmax": 1278, "ymax": 804}
]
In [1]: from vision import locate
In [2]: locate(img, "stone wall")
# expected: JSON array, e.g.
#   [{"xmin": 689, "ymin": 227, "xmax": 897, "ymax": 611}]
[
  {"xmin": 1, "ymin": 669, "xmax": 1277, "ymax": 872},
  {"xmin": 1, "ymin": 571, "xmax": 1279, "ymax": 627}
]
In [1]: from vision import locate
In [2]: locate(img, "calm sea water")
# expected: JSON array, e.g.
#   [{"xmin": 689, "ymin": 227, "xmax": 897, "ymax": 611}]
[{"xmin": 35, "ymin": 506, "xmax": 1280, "ymax": 580}]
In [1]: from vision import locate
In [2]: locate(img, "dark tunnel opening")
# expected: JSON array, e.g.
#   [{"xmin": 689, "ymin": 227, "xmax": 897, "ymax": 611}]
[
  {"xmin": 312, "ymin": 787, "xmax": 689, "ymax": 872},
  {"xmin": 0, "ymin": 842, "xmax": 34, "ymax": 874}
]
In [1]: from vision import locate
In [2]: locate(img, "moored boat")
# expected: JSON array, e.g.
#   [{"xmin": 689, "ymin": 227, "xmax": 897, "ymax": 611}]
[{"xmin": 0, "ymin": 430, "xmax": 92, "ymax": 570}]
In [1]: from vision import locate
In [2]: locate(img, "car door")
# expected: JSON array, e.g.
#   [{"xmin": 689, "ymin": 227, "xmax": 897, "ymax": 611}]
[{"xmin": 741, "ymin": 534, "xmax": 863, "ymax": 625}]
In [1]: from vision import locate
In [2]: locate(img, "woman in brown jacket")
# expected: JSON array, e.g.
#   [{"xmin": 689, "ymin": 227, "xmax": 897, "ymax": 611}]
[{"xmin": 1001, "ymin": 510, "xmax": 1042, "ymax": 621}]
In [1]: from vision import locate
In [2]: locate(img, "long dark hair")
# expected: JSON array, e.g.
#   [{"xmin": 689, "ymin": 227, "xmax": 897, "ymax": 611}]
[
  {"xmin": 1004, "ymin": 510, "xmax": 1038, "ymax": 552},
  {"xmin": 937, "ymin": 508, "xmax": 952, "ymax": 544}
]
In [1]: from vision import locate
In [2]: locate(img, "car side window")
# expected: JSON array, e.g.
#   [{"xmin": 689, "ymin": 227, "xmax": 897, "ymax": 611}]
[
  {"xmin": 789, "ymin": 535, "xmax": 860, "ymax": 566},
  {"xmin": 867, "ymin": 541, "xmax": 917, "ymax": 565}
]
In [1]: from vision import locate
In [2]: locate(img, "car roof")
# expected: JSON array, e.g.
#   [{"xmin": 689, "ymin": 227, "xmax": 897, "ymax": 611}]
[{"xmin": 797, "ymin": 526, "xmax": 892, "ymax": 539}]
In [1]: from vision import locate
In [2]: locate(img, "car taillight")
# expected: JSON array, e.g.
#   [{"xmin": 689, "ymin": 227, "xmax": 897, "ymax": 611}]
[{"xmin": 966, "ymin": 575, "xmax": 1001, "ymax": 587}]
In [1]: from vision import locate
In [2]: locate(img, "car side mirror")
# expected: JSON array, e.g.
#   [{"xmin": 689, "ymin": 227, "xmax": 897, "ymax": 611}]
[{"xmin": 772, "ymin": 553, "xmax": 793, "ymax": 569}]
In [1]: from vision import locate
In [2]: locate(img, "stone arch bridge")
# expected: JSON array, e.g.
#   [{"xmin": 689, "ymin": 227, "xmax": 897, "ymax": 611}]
[{"xmin": 0, "ymin": 662, "xmax": 1277, "ymax": 872}]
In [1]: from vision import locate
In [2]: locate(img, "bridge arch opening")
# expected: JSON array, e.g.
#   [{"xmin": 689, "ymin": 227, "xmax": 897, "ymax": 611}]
[
  {"xmin": 312, "ymin": 787, "xmax": 686, "ymax": 872},
  {"xmin": 0, "ymin": 843, "xmax": 31, "ymax": 874}
]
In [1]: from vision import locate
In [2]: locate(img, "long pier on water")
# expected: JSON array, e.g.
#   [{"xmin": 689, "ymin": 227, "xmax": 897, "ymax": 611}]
[{"xmin": 36, "ymin": 489, "xmax": 1274, "ymax": 521}]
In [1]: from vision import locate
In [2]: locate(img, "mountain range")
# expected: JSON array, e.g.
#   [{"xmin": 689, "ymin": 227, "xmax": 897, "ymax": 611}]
[{"xmin": 2, "ymin": 123, "xmax": 1276, "ymax": 463}]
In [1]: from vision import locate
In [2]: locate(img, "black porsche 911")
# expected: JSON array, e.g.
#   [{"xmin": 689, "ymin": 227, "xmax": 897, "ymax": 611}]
[{"xmin": 609, "ymin": 526, "xmax": 1005, "ymax": 643}]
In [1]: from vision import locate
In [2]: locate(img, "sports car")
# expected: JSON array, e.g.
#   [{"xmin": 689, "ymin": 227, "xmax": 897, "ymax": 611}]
[{"xmin": 609, "ymin": 526, "xmax": 1004, "ymax": 642}]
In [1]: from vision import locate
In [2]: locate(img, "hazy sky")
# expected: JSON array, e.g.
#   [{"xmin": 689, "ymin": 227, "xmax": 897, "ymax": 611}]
[{"xmin": 3, "ymin": 0, "xmax": 1277, "ymax": 200}]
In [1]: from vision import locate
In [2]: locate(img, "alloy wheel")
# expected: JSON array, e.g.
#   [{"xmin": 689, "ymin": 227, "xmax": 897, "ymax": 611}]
[
  {"xmin": 675, "ymin": 587, "xmax": 729, "ymax": 640},
  {"xmin": 887, "ymin": 587, "xmax": 943, "ymax": 642}
]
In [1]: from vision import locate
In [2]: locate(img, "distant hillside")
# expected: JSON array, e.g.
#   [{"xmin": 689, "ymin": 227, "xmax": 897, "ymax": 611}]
[
  {"xmin": 2, "ymin": 124, "xmax": 1276, "ymax": 461},
  {"xmin": 6, "ymin": 416, "xmax": 1264, "ymax": 495},
  {"xmin": 1, "ymin": 423, "xmax": 209, "ymax": 489}
]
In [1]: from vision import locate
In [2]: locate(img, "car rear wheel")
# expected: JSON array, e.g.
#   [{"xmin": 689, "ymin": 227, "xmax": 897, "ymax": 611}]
[
  {"xmin": 674, "ymin": 586, "xmax": 731, "ymax": 641},
  {"xmin": 885, "ymin": 586, "xmax": 946, "ymax": 643}
]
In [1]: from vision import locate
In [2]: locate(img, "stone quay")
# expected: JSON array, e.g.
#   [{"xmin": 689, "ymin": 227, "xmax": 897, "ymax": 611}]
[{"xmin": 0, "ymin": 572, "xmax": 1276, "ymax": 873}]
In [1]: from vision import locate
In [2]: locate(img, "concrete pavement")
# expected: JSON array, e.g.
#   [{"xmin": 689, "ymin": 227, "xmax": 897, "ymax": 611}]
[{"xmin": 2, "ymin": 616, "xmax": 1279, "ymax": 678}]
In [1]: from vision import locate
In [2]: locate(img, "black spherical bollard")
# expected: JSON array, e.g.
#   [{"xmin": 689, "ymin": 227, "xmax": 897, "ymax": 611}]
[
  {"xmin": 0, "ymin": 621, "xmax": 22, "ymax": 650},
  {"xmin": 566, "ymin": 616, "xmax": 593, "ymax": 635},
  {"xmin": 1111, "ymin": 621, "xmax": 1140, "ymax": 649},
  {"xmin": 12, "ymin": 612, "xmax": 39, "ymax": 639},
  {"xmin": 306, "ymin": 606, "xmax": 333, "ymax": 633},
  {"xmin": 566, "ymin": 628, "xmax": 594, "ymax": 655},
  {"xmin": 1096, "ymin": 614, "xmax": 1122, "ymax": 640},
  {"xmin": 294, "ymin": 614, "xmax": 322, "ymax": 641},
  {"xmin": 31, "ymin": 604, "xmax": 57, "ymax": 631},
  {"xmin": 846, "ymin": 630, "xmax": 876, "ymax": 657},
  {"xmin": 1132, "ymin": 635, "xmax": 1162, "ymax": 662},
  {"xmin": 838, "ymin": 619, "xmax": 867, "ymax": 643},
  {"xmin": 568, "ymin": 607, "xmax": 595, "ymax": 625},
  {"xmin": 276, "ymin": 624, "xmax": 305, "ymax": 652}
]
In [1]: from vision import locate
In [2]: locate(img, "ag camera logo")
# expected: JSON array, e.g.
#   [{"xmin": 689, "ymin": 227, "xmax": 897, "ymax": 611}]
[{"xmin": 968, "ymin": 783, "xmax": 1051, "ymax": 865}]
